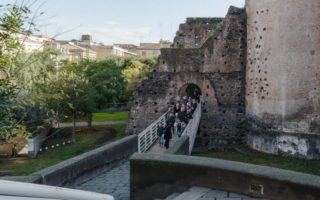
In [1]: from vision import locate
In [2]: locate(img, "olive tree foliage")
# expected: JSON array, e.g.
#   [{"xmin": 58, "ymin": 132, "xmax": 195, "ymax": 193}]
[
  {"xmin": 122, "ymin": 60, "xmax": 153, "ymax": 99},
  {"xmin": 0, "ymin": 3, "xmax": 33, "ymax": 139},
  {"xmin": 0, "ymin": 2, "xmax": 53, "ymax": 141},
  {"xmin": 85, "ymin": 59, "xmax": 127, "ymax": 108},
  {"xmin": 38, "ymin": 67, "xmax": 96, "ymax": 141},
  {"xmin": 121, "ymin": 57, "xmax": 156, "ymax": 100}
]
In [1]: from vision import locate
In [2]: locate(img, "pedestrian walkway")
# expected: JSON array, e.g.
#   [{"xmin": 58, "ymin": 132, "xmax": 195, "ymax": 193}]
[
  {"xmin": 54, "ymin": 120, "xmax": 127, "ymax": 128},
  {"xmin": 148, "ymin": 131, "xmax": 179, "ymax": 154},
  {"xmin": 74, "ymin": 161, "xmax": 130, "ymax": 200}
]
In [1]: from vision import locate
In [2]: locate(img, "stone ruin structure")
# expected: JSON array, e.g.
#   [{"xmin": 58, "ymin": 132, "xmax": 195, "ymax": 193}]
[
  {"xmin": 127, "ymin": 0, "xmax": 320, "ymax": 159},
  {"xmin": 127, "ymin": 7, "xmax": 247, "ymax": 146},
  {"xmin": 246, "ymin": 0, "xmax": 320, "ymax": 159}
]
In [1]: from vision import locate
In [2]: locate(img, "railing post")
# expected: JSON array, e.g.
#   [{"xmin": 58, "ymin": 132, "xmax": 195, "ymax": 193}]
[
  {"xmin": 138, "ymin": 135, "xmax": 141, "ymax": 153},
  {"xmin": 137, "ymin": 102, "xmax": 201, "ymax": 154},
  {"xmin": 137, "ymin": 113, "xmax": 166, "ymax": 153}
]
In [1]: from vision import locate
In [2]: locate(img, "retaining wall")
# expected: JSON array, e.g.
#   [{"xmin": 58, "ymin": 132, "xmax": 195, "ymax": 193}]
[
  {"xmin": 165, "ymin": 136, "xmax": 189, "ymax": 155},
  {"xmin": 3, "ymin": 135, "xmax": 138, "ymax": 186},
  {"xmin": 130, "ymin": 153, "xmax": 320, "ymax": 200}
]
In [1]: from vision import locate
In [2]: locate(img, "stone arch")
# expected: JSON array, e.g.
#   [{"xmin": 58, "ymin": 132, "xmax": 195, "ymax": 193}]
[
  {"xmin": 168, "ymin": 72, "xmax": 218, "ymax": 110},
  {"xmin": 178, "ymin": 83, "xmax": 202, "ymax": 101}
]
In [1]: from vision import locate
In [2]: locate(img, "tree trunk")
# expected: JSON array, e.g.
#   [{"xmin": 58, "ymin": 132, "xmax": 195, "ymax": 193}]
[
  {"xmin": 88, "ymin": 113, "xmax": 93, "ymax": 129},
  {"xmin": 72, "ymin": 111, "xmax": 76, "ymax": 143}
]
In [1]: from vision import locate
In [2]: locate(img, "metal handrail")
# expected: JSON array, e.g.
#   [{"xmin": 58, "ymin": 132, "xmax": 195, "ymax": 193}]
[
  {"xmin": 137, "ymin": 113, "xmax": 166, "ymax": 153},
  {"xmin": 181, "ymin": 103, "xmax": 202, "ymax": 155},
  {"xmin": 138, "ymin": 100, "xmax": 202, "ymax": 154},
  {"xmin": 0, "ymin": 180, "xmax": 114, "ymax": 200}
]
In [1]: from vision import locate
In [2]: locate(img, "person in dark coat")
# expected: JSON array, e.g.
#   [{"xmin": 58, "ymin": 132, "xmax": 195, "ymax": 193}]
[
  {"xmin": 165, "ymin": 107, "xmax": 175, "ymax": 135},
  {"xmin": 186, "ymin": 109, "xmax": 193, "ymax": 122},
  {"xmin": 177, "ymin": 106, "xmax": 188, "ymax": 124},
  {"xmin": 180, "ymin": 96, "xmax": 188, "ymax": 106},
  {"xmin": 173, "ymin": 102, "xmax": 180, "ymax": 114},
  {"xmin": 157, "ymin": 123, "xmax": 165, "ymax": 147},
  {"xmin": 164, "ymin": 124, "xmax": 172, "ymax": 149}
]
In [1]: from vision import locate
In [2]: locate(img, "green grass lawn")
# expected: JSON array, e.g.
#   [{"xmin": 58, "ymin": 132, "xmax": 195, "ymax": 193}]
[
  {"xmin": 193, "ymin": 146, "xmax": 320, "ymax": 176},
  {"xmin": 0, "ymin": 124, "xmax": 127, "ymax": 176},
  {"xmin": 92, "ymin": 111, "xmax": 128, "ymax": 122}
]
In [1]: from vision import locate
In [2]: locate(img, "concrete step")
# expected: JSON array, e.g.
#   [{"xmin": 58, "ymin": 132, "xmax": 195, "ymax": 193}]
[
  {"xmin": 154, "ymin": 193, "xmax": 181, "ymax": 200},
  {"xmin": 165, "ymin": 193, "xmax": 181, "ymax": 200},
  {"xmin": 173, "ymin": 187, "xmax": 211, "ymax": 200},
  {"xmin": 161, "ymin": 187, "xmax": 269, "ymax": 200}
]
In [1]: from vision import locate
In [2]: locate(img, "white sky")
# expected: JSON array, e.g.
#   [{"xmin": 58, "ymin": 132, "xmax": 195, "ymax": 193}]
[{"xmin": 3, "ymin": 0, "xmax": 245, "ymax": 45}]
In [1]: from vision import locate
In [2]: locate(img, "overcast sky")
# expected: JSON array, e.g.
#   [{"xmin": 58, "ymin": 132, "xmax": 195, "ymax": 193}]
[{"xmin": 4, "ymin": 0, "xmax": 245, "ymax": 45}]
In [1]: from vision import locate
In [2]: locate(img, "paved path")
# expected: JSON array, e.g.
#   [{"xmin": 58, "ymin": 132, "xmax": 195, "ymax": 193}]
[
  {"xmin": 148, "ymin": 131, "xmax": 179, "ymax": 154},
  {"xmin": 72, "ymin": 133, "xmax": 266, "ymax": 200},
  {"xmin": 75, "ymin": 161, "xmax": 130, "ymax": 200},
  {"xmin": 72, "ymin": 132, "xmax": 178, "ymax": 200},
  {"xmin": 54, "ymin": 120, "xmax": 127, "ymax": 128}
]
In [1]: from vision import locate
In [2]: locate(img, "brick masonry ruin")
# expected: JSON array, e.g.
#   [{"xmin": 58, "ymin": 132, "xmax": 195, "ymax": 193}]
[
  {"xmin": 128, "ymin": 0, "xmax": 320, "ymax": 159},
  {"xmin": 127, "ymin": 6, "xmax": 247, "ymax": 146}
]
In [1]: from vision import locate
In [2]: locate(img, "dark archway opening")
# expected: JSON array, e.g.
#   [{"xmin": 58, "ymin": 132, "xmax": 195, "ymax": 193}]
[{"xmin": 179, "ymin": 83, "xmax": 202, "ymax": 101}]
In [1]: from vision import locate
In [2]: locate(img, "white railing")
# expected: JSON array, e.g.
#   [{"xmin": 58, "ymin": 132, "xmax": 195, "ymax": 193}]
[
  {"xmin": 0, "ymin": 180, "xmax": 114, "ymax": 200},
  {"xmin": 137, "ymin": 102, "xmax": 202, "ymax": 154},
  {"xmin": 181, "ymin": 103, "xmax": 202, "ymax": 155},
  {"xmin": 138, "ymin": 113, "xmax": 166, "ymax": 153}
]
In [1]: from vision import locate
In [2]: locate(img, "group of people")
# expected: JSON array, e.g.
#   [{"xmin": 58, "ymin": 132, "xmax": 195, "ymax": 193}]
[{"xmin": 157, "ymin": 96, "xmax": 198, "ymax": 149}]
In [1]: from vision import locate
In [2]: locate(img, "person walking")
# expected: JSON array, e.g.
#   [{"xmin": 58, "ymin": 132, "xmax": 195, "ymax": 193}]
[
  {"xmin": 173, "ymin": 102, "xmax": 181, "ymax": 114},
  {"xmin": 164, "ymin": 123, "xmax": 172, "ymax": 149},
  {"xmin": 157, "ymin": 123, "xmax": 165, "ymax": 147},
  {"xmin": 165, "ymin": 107, "xmax": 175, "ymax": 135}
]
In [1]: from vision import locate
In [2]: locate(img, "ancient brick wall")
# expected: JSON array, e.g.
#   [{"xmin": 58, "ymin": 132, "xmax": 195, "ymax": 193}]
[
  {"xmin": 172, "ymin": 18, "xmax": 223, "ymax": 49},
  {"xmin": 157, "ymin": 48, "xmax": 203, "ymax": 72},
  {"xmin": 199, "ymin": 7, "xmax": 247, "ymax": 145},
  {"xmin": 128, "ymin": 1, "xmax": 320, "ymax": 159},
  {"xmin": 127, "ymin": 6, "xmax": 247, "ymax": 147},
  {"xmin": 246, "ymin": 0, "xmax": 320, "ymax": 158}
]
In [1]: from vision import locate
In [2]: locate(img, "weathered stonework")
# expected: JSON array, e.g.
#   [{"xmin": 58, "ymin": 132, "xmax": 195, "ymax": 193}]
[
  {"xmin": 128, "ymin": 1, "xmax": 320, "ymax": 159},
  {"xmin": 173, "ymin": 18, "xmax": 223, "ymax": 49},
  {"xmin": 127, "ymin": 6, "xmax": 247, "ymax": 146},
  {"xmin": 245, "ymin": 0, "xmax": 320, "ymax": 159}
]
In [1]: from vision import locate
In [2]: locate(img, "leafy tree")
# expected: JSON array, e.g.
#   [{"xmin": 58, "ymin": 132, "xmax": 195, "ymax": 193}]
[
  {"xmin": 108, "ymin": 56, "xmax": 132, "ymax": 70},
  {"xmin": 137, "ymin": 57, "xmax": 157, "ymax": 68},
  {"xmin": 0, "ymin": 79, "xmax": 16, "ymax": 139},
  {"xmin": 0, "ymin": 3, "xmax": 33, "ymax": 138},
  {"xmin": 101, "ymin": 56, "xmax": 156, "ymax": 101},
  {"xmin": 0, "ymin": 3, "xmax": 58, "ymax": 141},
  {"xmin": 122, "ymin": 59, "xmax": 153, "ymax": 99},
  {"xmin": 40, "ymin": 69, "xmax": 96, "ymax": 141},
  {"xmin": 85, "ymin": 60, "xmax": 127, "ymax": 108}
]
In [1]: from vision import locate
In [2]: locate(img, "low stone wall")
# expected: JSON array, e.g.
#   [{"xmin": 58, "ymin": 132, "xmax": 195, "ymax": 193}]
[
  {"xmin": 165, "ymin": 136, "xmax": 189, "ymax": 155},
  {"xmin": 130, "ymin": 153, "xmax": 320, "ymax": 200},
  {"xmin": 1, "ymin": 135, "xmax": 138, "ymax": 186},
  {"xmin": 34, "ymin": 135, "xmax": 137, "ymax": 186},
  {"xmin": 247, "ymin": 129, "xmax": 320, "ymax": 159}
]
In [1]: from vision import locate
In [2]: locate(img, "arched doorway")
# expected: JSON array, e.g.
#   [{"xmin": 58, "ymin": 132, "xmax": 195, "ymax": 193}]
[{"xmin": 179, "ymin": 83, "xmax": 202, "ymax": 101}]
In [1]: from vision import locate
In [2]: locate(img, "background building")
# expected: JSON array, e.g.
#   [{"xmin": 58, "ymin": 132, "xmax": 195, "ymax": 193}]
[
  {"xmin": 57, "ymin": 41, "xmax": 97, "ymax": 61},
  {"xmin": 75, "ymin": 34, "xmax": 172, "ymax": 59},
  {"xmin": 136, "ymin": 40, "xmax": 172, "ymax": 57},
  {"xmin": 0, "ymin": 26, "xmax": 172, "ymax": 61},
  {"xmin": 20, "ymin": 35, "xmax": 53, "ymax": 53}
]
